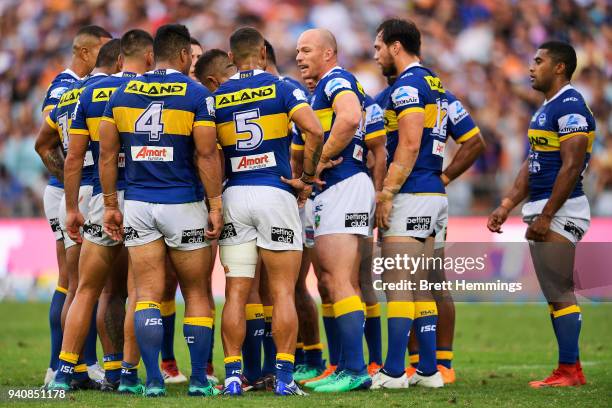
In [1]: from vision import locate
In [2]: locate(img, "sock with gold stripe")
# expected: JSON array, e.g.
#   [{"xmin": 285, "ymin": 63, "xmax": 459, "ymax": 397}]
[
  {"xmin": 365, "ymin": 303, "xmax": 382, "ymax": 365},
  {"xmin": 224, "ymin": 356, "xmax": 242, "ymax": 381},
  {"xmin": 134, "ymin": 301, "xmax": 164, "ymax": 385},
  {"xmin": 120, "ymin": 361, "xmax": 139, "ymax": 386},
  {"xmin": 160, "ymin": 300, "xmax": 176, "ymax": 362},
  {"xmin": 55, "ymin": 351, "xmax": 78, "ymax": 384},
  {"xmin": 383, "ymin": 301, "xmax": 414, "ymax": 377},
  {"xmin": 262, "ymin": 306, "xmax": 276, "ymax": 376},
  {"xmin": 304, "ymin": 343, "xmax": 324, "ymax": 368},
  {"xmin": 73, "ymin": 359, "xmax": 89, "ymax": 381},
  {"xmin": 409, "ymin": 351, "xmax": 420, "ymax": 368},
  {"xmin": 48, "ymin": 287, "xmax": 67, "ymax": 371},
  {"xmin": 103, "ymin": 353, "xmax": 123, "ymax": 383},
  {"xmin": 551, "ymin": 305, "xmax": 581, "ymax": 364},
  {"xmin": 436, "ymin": 348, "xmax": 453, "ymax": 369},
  {"xmin": 184, "ymin": 316, "xmax": 214, "ymax": 385},
  {"xmin": 321, "ymin": 304, "xmax": 339, "ymax": 366},
  {"xmin": 334, "ymin": 296, "xmax": 366, "ymax": 374},
  {"xmin": 295, "ymin": 342, "xmax": 305, "ymax": 366},
  {"xmin": 242, "ymin": 304, "xmax": 264, "ymax": 383},
  {"xmin": 276, "ymin": 353, "xmax": 295, "ymax": 384},
  {"xmin": 414, "ymin": 302, "xmax": 438, "ymax": 376}
]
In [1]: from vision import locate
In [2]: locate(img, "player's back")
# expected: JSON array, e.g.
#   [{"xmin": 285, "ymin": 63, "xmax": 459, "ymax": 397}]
[
  {"xmin": 386, "ymin": 64, "xmax": 448, "ymax": 194},
  {"xmin": 214, "ymin": 69, "xmax": 309, "ymax": 193},
  {"xmin": 103, "ymin": 68, "xmax": 214, "ymax": 204},
  {"xmin": 42, "ymin": 69, "xmax": 80, "ymax": 113}
]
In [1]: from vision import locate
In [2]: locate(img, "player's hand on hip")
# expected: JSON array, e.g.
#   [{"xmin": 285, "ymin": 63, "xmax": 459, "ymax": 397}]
[
  {"xmin": 375, "ymin": 192, "xmax": 393, "ymax": 230},
  {"xmin": 280, "ymin": 177, "xmax": 312, "ymax": 207},
  {"xmin": 315, "ymin": 157, "xmax": 343, "ymax": 183},
  {"xmin": 206, "ymin": 210, "xmax": 223, "ymax": 239},
  {"xmin": 487, "ymin": 206, "xmax": 509, "ymax": 233},
  {"xmin": 103, "ymin": 207, "xmax": 124, "ymax": 242},
  {"xmin": 65, "ymin": 210, "xmax": 85, "ymax": 243},
  {"xmin": 525, "ymin": 214, "xmax": 551, "ymax": 241}
]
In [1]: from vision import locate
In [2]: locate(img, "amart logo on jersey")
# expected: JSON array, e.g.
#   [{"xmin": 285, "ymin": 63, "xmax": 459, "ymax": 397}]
[
  {"xmin": 131, "ymin": 146, "xmax": 174, "ymax": 161},
  {"xmin": 230, "ymin": 152, "xmax": 277, "ymax": 172}
]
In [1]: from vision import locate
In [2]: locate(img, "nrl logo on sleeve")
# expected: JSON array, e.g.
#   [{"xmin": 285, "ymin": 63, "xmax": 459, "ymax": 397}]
[
  {"xmin": 215, "ymin": 85, "xmax": 276, "ymax": 108},
  {"xmin": 391, "ymin": 85, "xmax": 419, "ymax": 107},
  {"xmin": 131, "ymin": 146, "xmax": 174, "ymax": 161},
  {"xmin": 125, "ymin": 81, "xmax": 187, "ymax": 96},
  {"xmin": 92, "ymin": 87, "xmax": 117, "ymax": 102},
  {"xmin": 271, "ymin": 227, "xmax": 294, "ymax": 244}
]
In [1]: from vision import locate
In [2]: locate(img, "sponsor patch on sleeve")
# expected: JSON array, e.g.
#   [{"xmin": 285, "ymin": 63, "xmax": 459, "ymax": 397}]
[
  {"xmin": 206, "ymin": 96, "xmax": 215, "ymax": 117},
  {"xmin": 324, "ymin": 77, "xmax": 352, "ymax": 98},
  {"xmin": 49, "ymin": 86, "xmax": 69, "ymax": 100},
  {"xmin": 557, "ymin": 113, "xmax": 588, "ymax": 134},
  {"xmin": 366, "ymin": 103, "xmax": 384, "ymax": 126},
  {"xmin": 448, "ymin": 100, "xmax": 468, "ymax": 125},
  {"xmin": 391, "ymin": 85, "xmax": 419, "ymax": 107},
  {"xmin": 293, "ymin": 88, "xmax": 307, "ymax": 101}
]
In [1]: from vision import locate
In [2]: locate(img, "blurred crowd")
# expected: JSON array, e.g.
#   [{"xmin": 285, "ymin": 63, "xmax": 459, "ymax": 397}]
[{"xmin": 0, "ymin": 0, "xmax": 610, "ymax": 217}]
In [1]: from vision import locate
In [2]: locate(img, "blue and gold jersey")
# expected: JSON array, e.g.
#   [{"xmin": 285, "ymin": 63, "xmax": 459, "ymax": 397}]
[
  {"xmin": 214, "ymin": 69, "xmax": 309, "ymax": 193},
  {"xmin": 375, "ymin": 85, "xmax": 395, "ymax": 167},
  {"xmin": 527, "ymin": 85, "xmax": 595, "ymax": 202},
  {"xmin": 71, "ymin": 72, "xmax": 138, "ymax": 196},
  {"xmin": 446, "ymin": 91, "xmax": 480, "ymax": 144},
  {"xmin": 102, "ymin": 68, "xmax": 215, "ymax": 204},
  {"xmin": 384, "ymin": 63, "xmax": 449, "ymax": 194},
  {"xmin": 42, "ymin": 69, "xmax": 80, "ymax": 113},
  {"xmin": 46, "ymin": 74, "xmax": 102, "ymax": 188},
  {"xmin": 310, "ymin": 67, "xmax": 368, "ymax": 190}
]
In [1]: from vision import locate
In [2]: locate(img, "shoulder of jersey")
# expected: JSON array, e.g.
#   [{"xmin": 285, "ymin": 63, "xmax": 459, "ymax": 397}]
[{"xmin": 321, "ymin": 69, "xmax": 356, "ymax": 96}]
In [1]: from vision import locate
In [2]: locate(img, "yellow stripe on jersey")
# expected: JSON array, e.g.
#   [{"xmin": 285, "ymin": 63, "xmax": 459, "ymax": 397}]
[
  {"xmin": 365, "ymin": 129, "xmax": 386, "ymax": 141},
  {"xmin": 423, "ymin": 103, "xmax": 447, "ymax": 128},
  {"xmin": 385, "ymin": 109, "xmax": 398, "ymax": 132},
  {"xmin": 315, "ymin": 108, "xmax": 334, "ymax": 132},
  {"xmin": 112, "ymin": 107, "xmax": 196, "ymax": 136},
  {"xmin": 45, "ymin": 115, "xmax": 57, "ymax": 130},
  {"xmin": 288, "ymin": 102, "xmax": 310, "ymax": 120},
  {"xmin": 92, "ymin": 87, "xmax": 117, "ymax": 102},
  {"xmin": 331, "ymin": 90, "xmax": 357, "ymax": 109},
  {"xmin": 397, "ymin": 106, "xmax": 425, "ymax": 121},
  {"xmin": 217, "ymin": 112, "xmax": 289, "ymax": 147},
  {"xmin": 215, "ymin": 85, "xmax": 276, "ymax": 109},
  {"xmin": 43, "ymin": 104, "xmax": 55, "ymax": 112},
  {"xmin": 84, "ymin": 117, "xmax": 102, "ymax": 140},
  {"xmin": 528, "ymin": 129, "xmax": 559, "ymax": 151},
  {"xmin": 124, "ymin": 81, "xmax": 187, "ymax": 97},
  {"xmin": 559, "ymin": 131, "xmax": 595, "ymax": 153},
  {"xmin": 194, "ymin": 120, "xmax": 215, "ymax": 128},
  {"xmin": 71, "ymin": 128, "xmax": 89, "ymax": 136},
  {"xmin": 291, "ymin": 142, "xmax": 305, "ymax": 151},
  {"xmin": 455, "ymin": 126, "xmax": 480, "ymax": 144}
]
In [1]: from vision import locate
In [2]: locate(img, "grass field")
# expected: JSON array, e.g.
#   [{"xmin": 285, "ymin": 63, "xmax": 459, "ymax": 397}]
[{"xmin": 0, "ymin": 302, "xmax": 610, "ymax": 407}]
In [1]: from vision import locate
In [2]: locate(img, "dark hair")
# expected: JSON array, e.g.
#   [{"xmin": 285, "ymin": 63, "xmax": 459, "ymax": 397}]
[
  {"xmin": 76, "ymin": 25, "xmax": 112, "ymax": 40},
  {"xmin": 120, "ymin": 29, "xmax": 153, "ymax": 58},
  {"xmin": 264, "ymin": 39, "xmax": 276, "ymax": 66},
  {"xmin": 153, "ymin": 24, "xmax": 191, "ymax": 62},
  {"xmin": 190, "ymin": 37, "xmax": 202, "ymax": 48},
  {"xmin": 194, "ymin": 49, "xmax": 229, "ymax": 80},
  {"xmin": 95, "ymin": 38, "xmax": 121, "ymax": 68},
  {"xmin": 538, "ymin": 40, "xmax": 577, "ymax": 80},
  {"xmin": 376, "ymin": 18, "xmax": 421, "ymax": 57},
  {"xmin": 229, "ymin": 27, "xmax": 264, "ymax": 62}
]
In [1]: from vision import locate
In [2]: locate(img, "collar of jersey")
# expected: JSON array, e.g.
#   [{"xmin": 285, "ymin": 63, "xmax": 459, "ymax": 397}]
[
  {"xmin": 90, "ymin": 72, "xmax": 108, "ymax": 78},
  {"xmin": 320, "ymin": 66, "xmax": 343, "ymax": 80},
  {"xmin": 399, "ymin": 61, "xmax": 421, "ymax": 76},
  {"xmin": 229, "ymin": 69, "xmax": 266, "ymax": 80},
  {"xmin": 144, "ymin": 68, "xmax": 182, "ymax": 75},
  {"xmin": 112, "ymin": 71, "xmax": 138, "ymax": 78},
  {"xmin": 62, "ymin": 68, "xmax": 80, "ymax": 80},
  {"xmin": 543, "ymin": 83, "xmax": 574, "ymax": 105}
]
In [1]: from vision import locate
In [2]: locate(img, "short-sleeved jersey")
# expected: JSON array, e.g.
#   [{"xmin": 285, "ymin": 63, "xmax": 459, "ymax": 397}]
[
  {"xmin": 214, "ymin": 69, "xmax": 310, "ymax": 193},
  {"xmin": 310, "ymin": 67, "xmax": 368, "ymax": 190},
  {"xmin": 527, "ymin": 84, "xmax": 595, "ymax": 202},
  {"xmin": 43, "ymin": 69, "xmax": 80, "ymax": 188},
  {"xmin": 446, "ymin": 91, "xmax": 480, "ymax": 144},
  {"xmin": 71, "ymin": 72, "xmax": 137, "ymax": 196},
  {"xmin": 46, "ymin": 74, "xmax": 102, "ymax": 188},
  {"xmin": 102, "ymin": 68, "xmax": 215, "ymax": 204},
  {"xmin": 383, "ymin": 63, "xmax": 449, "ymax": 194}
]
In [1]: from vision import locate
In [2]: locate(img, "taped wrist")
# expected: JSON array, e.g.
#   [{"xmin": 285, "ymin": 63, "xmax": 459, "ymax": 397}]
[
  {"xmin": 382, "ymin": 162, "xmax": 413, "ymax": 195},
  {"xmin": 103, "ymin": 191, "xmax": 118, "ymax": 208},
  {"xmin": 208, "ymin": 196, "xmax": 222, "ymax": 213}
]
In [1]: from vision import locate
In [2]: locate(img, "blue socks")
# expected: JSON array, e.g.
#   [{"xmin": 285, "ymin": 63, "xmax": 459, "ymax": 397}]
[
  {"xmin": 365, "ymin": 303, "xmax": 383, "ymax": 365},
  {"xmin": 551, "ymin": 305, "xmax": 581, "ymax": 364},
  {"xmin": 333, "ymin": 296, "xmax": 366, "ymax": 375},
  {"xmin": 276, "ymin": 353, "xmax": 295, "ymax": 384},
  {"xmin": 83, "ymin": 302, "xmax": 98, "ymax": 366},
  {"xmin": 383, "ymin": 301, "xmax": 414, "ymax": 377},
  {"xmin": 183, "ymin": 316, "xmax": 214, "ymax": 384},
  {"xmin": 48, "ymin": 287, "xmax": 67, "ymax": 371},
  {"xmin": 262, "ymin": 306, "xmax": 276, "ymax": 376},
  {"xmin": 134, "ymin": 301, "xmax": 164, "ymax": 386},
  {"xmin": 103, "ymin": 353, "xmax": 123, "ymax": 383},
  {"xmin": 322, "ymin": 304, "xmax": 340, "ymax": 367},
  {"xmin": 242, "ymin": 304, "xmax": 264, "ymax": 383},
  {"xmin": 414, "ymin": 302, "xmax": 438, "ymax": 376}
]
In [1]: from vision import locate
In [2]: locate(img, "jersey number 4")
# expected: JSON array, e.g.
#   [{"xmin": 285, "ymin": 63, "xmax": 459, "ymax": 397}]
[
  {"xmin": 135, "ymin": 102, "xmax": 164, "ymax": 142},
  {"xmin": 234, "ymin": 109, "xmax": 263, "ymax": 151}
]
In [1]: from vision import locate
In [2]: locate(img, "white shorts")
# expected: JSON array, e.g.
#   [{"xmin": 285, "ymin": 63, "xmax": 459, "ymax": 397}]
[
  {"xmin": 123, "ymin": 200, "xmax": 211, "ymax": 250},
  {"xmin": 313, "ymin": 172, "xmax": 375, "ymax": 237},
  {"xmin": 299, "ymin": 198, "xmax": 315, "ymax": 249},
  {"xmin": 219, "ymin": 186, "xmax": 302, "ymax": 251},
  {"xmin": 84, "ymin": 191, "xmax": 125, "ymax": 247},
  {"xmin": 522, "ymin": 196, "xmax": 590, "ymax": 244},
  {"xmin": 434, "ymin": 221, "xmax": 447, "ymax": 250},
  {"xmin": 43, "ymin": 185, "xmax": 64, "ymax": 241},
  {"xmin": 382, "ymin": 193, "xmax": 448, "ymax": 240},
  {"xmin": 58, "ymin": 185, "xmax": 93, "ymax": 249}
]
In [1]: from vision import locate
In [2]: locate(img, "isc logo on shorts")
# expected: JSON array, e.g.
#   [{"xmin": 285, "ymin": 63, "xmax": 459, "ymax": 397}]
[
  {"xmin": 345, "ymin": 212, "xmax": 368, "ymax": 228},
  {"xmin": 131, "ymin": 146, "xmax": 174, "ymax": 161},
  {"xmin": 220, "ymin": 223, "xmax": 237, "ymax": 240},
  {"xmin": 230, "ymin": 152, "xmax": 277, "ymax": 172},
  {"xmin": 271, "ymin": 227, "xmax": 294, "ymax": 244},
  {"xmin": 83, "ymin": 223, "xmax": 103, "ymax": 238},
  {"xmin": 406, "ymin": 216, "xmax": 432, "ymax": 231},
  {"xmin": 123, "ymin": 226, "xmax": 140, "ymax": 241},
  {"xmin": 181, "ymin": 228, "xmax": 205, "ymax": 244}
]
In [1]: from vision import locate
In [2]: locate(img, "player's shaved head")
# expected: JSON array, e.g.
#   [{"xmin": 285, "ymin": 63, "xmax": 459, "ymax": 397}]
[
  {"xmin": 299, "ymin": 29, "xmax": 337, "ymax": 55},
  {"xmin": 73, "ymin": 25, "xmax": 112, "ymax": 50},
  {"xmin": 194, "ymin": 49, "xmax": 237, "ymax": 92},
  {"xmin": 229, "ymin": 27, "xmax": 265, "ymax": 64},
  {"xmin": 95, "ymin": 39, "xmax": 121, "ymax": 68},
  {"xmin": 121, "ymin": 29, "xmax": 154, "ymax": 58},
  {"xmin": 296, "ymin": 28, "xmax": 338, "ymax": 81}
]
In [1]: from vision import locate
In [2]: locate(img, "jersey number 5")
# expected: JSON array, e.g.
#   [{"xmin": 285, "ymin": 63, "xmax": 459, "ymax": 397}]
[
  {"xmin": 234, "ymin": 109, "xmax": 263, "ymax": 151},
  {"xmin": 135, "ymin": 102, "xmax": 164, "ymax": 142}
]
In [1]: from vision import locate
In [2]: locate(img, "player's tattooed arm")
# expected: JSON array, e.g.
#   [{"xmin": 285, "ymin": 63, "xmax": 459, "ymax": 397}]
[
  {"xmin": 35, "ymin": 120, "xmax": 65, "ymax": 182},
  {"xmin": 290, "ymin": 105, "xmax": 324, "ymax": 177}
]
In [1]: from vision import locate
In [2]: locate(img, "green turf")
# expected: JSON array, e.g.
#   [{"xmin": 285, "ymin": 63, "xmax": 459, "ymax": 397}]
[{"xmin": 0, "ymin": 302, "xmax": 610, "ymax": 407}]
